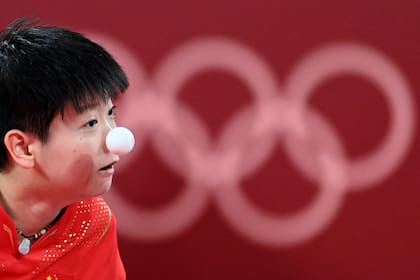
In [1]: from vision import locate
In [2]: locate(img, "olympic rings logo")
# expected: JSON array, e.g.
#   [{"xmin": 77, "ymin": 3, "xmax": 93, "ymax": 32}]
[{"xmin": 87, "ymin": 32, "xmax": 416, "ymax": 247}]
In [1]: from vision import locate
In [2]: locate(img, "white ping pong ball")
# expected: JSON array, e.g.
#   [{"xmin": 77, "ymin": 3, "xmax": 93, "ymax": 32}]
[{"xmin": 106, "ymin": 127, "xmax": 135, "ymax": 155}]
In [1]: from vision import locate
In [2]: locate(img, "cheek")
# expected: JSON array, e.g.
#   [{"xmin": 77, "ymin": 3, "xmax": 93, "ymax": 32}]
[
  {"xmin": 63, "ymin": 154, "xmax": 96, "ymax": 186},
  {"xmin": 76, "ymin": 154, "xmax": 94, "ymax": 167},
  {"xmin": 61, "ymin": 136, "xmax": 101, "ymax": 175}
]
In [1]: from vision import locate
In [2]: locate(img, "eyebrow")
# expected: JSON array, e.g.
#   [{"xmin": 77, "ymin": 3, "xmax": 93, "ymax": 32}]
[
  {"xmin": 76, "ymin": 97, "xmax": 115, "ymax": 113},
  {"xmin": 60, "ymin": 99, "xmax": 114, "ymax": 121}
]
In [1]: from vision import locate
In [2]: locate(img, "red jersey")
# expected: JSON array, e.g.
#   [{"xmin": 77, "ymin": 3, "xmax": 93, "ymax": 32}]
[{"xmin": 0, "ymin": 197, "xmax": 126, "ymax": 279}]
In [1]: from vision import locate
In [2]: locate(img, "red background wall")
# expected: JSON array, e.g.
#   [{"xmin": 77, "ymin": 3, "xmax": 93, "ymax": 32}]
[{"xmin": 3, "ymin": 1, "xmax": 420, "ymax": 279}]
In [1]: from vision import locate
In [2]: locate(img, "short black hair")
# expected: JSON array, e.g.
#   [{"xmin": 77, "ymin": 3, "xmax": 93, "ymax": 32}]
[{"xmin": 0, "ymin": 17, "xmax": 129, "ymax": 169}]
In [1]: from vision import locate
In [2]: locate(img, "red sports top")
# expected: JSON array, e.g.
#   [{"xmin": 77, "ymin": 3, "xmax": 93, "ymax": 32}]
[{"xmin": 0, "ymin": 197, "xmax": 126, "ymax": 279}]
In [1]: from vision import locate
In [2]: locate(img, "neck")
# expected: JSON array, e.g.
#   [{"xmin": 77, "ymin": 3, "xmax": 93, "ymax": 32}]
[
  {"xmin": 1, "ymin": 194, "xmax": 63, "ymax": 235},
  {"xmin": 0, "ymin": 172, "xmax": 65, "ymax": 236}
]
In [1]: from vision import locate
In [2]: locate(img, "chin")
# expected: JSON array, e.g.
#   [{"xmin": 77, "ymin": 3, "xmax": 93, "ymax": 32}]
[
  {"xmin": 99, "ymin": 182, "xmax": 113, "ymax": 195},
  {"xmin": 88, "ymin": 182, "xmax": 113, "ymax": 198}
]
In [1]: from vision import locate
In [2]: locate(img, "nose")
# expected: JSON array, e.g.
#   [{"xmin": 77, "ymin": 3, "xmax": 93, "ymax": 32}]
[
  {"xmin": 105, "ymin": 127, "xmax": 135, "ymax": 155},
  {"xmin": 103, "ymin": 121, "xmax": 114, "ymax": 152},
  {"xmin": 105, "ymin": 118, "xmax": 117, "ymax": 131}
]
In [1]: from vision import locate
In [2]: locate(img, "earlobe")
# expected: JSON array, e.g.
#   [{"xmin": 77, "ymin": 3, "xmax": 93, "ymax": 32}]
[{"xmin": 4, "ymin": 129, "xmax": 36, "ymax": 169}]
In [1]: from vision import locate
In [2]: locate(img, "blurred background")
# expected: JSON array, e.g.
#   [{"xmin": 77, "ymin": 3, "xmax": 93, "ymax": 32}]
[{"xmin": 3, "ymin": 1, "xmax": 420, "ymax": 279}]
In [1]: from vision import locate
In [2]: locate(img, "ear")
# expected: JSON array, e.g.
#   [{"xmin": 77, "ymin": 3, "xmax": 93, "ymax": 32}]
[{"xmin": 3, "ymin": 129, "xmax": 37, "ymax": 169}]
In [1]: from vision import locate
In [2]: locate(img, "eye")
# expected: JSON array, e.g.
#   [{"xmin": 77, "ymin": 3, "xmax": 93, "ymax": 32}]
[
  {"xmin": 108, "ymin": 106, "xmax": 116, "ymax": 118},
  {"xmin": 85, "ymin": 119, "xmax": 98, "ymax": 128}
]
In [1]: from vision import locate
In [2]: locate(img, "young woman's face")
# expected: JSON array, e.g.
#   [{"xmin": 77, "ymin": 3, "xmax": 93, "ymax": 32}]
[{"xmin": 33, "ymin": 99, "xmax": 120, "ymax": 202}]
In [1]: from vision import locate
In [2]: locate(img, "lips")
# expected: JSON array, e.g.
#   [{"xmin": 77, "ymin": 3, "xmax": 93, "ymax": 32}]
[
  {"xmin": 99, "ymin": 160, "xmax": 119, "ymax": 171},
  {"xmin": 99, "ymin": 164, "xmax": 113, "ymax": 171}
]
